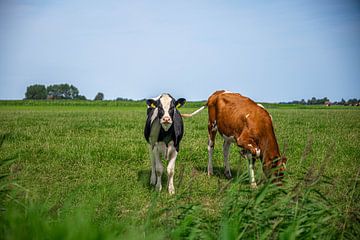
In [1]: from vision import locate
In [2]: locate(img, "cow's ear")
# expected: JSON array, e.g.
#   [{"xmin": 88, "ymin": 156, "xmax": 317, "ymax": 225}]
[
  {"xmin": 175, "ymin": 98, "xmax": 186, "ymax": 108},
  {"xmin": 146, "ymin": 99, "xmax": 157, "ymax": 108}
]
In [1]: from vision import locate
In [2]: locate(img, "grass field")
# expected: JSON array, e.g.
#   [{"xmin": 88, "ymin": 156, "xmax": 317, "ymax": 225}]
[{"xmin": 0, "ymin": 100, "xmax": 359, "ymax": 239}]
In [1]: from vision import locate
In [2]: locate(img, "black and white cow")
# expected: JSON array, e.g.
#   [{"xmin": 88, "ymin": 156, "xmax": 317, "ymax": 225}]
[{"xmin": 144, "ymin": 93, "xmax": 186, "ymax": 194}]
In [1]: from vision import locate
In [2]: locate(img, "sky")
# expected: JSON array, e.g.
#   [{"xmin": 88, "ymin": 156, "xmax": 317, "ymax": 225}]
[{"xmin": 0, "ymin": 0, "xmax": 359, "ymax": 102}]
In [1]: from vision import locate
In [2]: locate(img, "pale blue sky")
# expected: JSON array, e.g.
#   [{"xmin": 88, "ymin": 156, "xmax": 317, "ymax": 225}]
[{"xmin": 0, "ymin": 0, "xmax": 359, "ymax": 102}]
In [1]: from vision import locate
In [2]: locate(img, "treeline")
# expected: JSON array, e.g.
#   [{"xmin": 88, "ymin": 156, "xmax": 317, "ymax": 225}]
[
  {"xmin": 25, "ymin": 84, "xmax": 359, "ymax": 106},
  {"xmin": 25, "ymin": 84, "xmax": 107, "ymax": 101},
  {"xmin": 281, "ymin": 97, "xmax": 360, "ymax": 106},
  {"xmin": 25, "ymin": 84, "xmax": 86, "ymax": 100},
  {"xmin": 25, "ymin": 84, "xmax": 142, "ymax": 101}
]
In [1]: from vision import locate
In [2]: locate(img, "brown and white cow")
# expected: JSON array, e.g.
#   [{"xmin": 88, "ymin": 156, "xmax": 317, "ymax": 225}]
[{"xmin": 182, "ymin": 90, "xmax": 287, "ymax": 187}]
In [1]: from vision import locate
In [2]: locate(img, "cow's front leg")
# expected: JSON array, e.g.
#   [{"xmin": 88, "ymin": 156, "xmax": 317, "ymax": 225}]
[
  {"xmin": 245, "ymin": 153, "xmax": 257, "ymax": 188},
  {"xmin": 149, "ymin": 145, "xmax": 156, "ymax": 185},
  {"xmin": 153, "ymin": 143, "xmax": 163, "ymax": 191},
  {"xmin": 167, "ymin": 142, "xmax": 178, "ymax": 195},
  {"xmin": 236, "ymin": 132, "xmax": 260, "ymax": 157}
]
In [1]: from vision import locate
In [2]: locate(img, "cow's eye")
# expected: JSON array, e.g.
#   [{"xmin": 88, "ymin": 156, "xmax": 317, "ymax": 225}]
[{"xmin": 158, "ymin": 108, "xmax": 164, "ymax": 116}]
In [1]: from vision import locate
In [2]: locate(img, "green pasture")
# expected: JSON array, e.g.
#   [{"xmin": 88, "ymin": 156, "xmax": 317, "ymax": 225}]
[{"xmin": 0, "ymin": 101, "xmax": 359, "ymax": 239}]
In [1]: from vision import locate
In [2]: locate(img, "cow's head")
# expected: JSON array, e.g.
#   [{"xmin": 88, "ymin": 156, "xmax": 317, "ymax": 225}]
[{"xmin": 146, "ymin": 94, "xmax": 186, "ymax": 131}]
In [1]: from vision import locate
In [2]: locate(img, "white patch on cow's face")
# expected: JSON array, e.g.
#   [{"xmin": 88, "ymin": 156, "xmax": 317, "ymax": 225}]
[{"xmin": 159, "ymin": 94, "xmax": 173, "ymax": 131}]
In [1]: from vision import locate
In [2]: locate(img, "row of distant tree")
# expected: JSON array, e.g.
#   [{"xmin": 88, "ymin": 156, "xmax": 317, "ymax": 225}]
[
  {"xmin": 25, "ymin": 84, "xmax": 104, "ymax": 101},
  {"xmin": 25, "ymin": 84, "xmax": 359, "ymax": 105},
  {"xmin": 281, "ymin": 97, "xmax": 360, "ymax": 106}
]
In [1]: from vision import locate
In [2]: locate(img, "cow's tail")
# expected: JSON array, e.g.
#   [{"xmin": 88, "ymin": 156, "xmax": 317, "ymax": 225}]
[{"xmin": 181, "ymin": 105, "xmax": 207, "ymax": 118}]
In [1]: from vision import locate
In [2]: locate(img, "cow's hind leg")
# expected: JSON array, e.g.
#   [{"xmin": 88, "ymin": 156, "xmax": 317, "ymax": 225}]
[
  {"xmin": 167, "ymin": 142, "xmax": 178, "ymax": 195},
  {"xmin": 223, "ymin": 139, "xmax": 232, "ymax": 179},
  {"xmin": 207, "ymin": 120, "xmax": 217, "ymax": 176}
]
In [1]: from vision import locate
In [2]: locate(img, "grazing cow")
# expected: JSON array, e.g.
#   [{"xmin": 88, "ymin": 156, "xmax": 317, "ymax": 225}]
[
  {"xmin": 144, "ymin": 93, "xmax": 186, "ymax": 194},
  {"xmin": 182, "ymin": 90, "xmax": 287, "ymax": 187}
]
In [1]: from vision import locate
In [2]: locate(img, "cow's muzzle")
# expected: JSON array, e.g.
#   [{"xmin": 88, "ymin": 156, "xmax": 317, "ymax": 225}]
[{"xmin": 161, "ymin": 116, "xmax": 172, "ymax": 131}]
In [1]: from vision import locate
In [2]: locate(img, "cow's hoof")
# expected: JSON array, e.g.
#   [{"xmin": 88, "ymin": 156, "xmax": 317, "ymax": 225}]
[
  {"xmin": 155, "ymin": 184, "xmax": 162, "ymax": 192},
  {"xmin": 224, "ymin": 171, "xmax": 232, "ymax": 180},
  {"xmin": 150, "ymin": 178, "xmax": 156, "ymax": 186},
  {"xmin": 168, "ymin": 188, "xmax": 175, "ymax": 195},
  {"xmin": 250, "ymin": 182, "xmax": 257, "ymax": 189}
]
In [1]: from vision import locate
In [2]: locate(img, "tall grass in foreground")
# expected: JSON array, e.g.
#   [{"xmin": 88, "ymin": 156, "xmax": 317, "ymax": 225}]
[
  {"xmin": 169, "ymin": 167, "xmax": 359, "ymax": 240},
  {"xmin": 1, "ymin": 134, "xmax": 359, "ymax": 239},
  {"xmin": 219, "ymin": 172, "xmax": 337, "ymax": 239}
]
